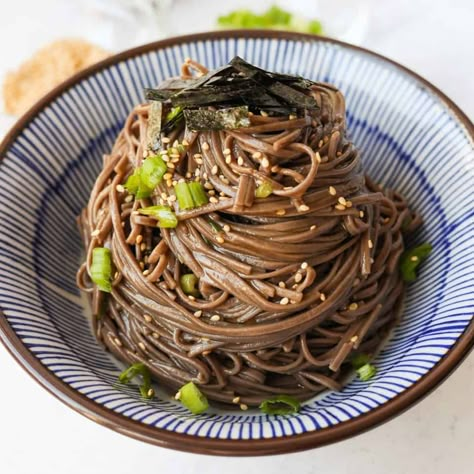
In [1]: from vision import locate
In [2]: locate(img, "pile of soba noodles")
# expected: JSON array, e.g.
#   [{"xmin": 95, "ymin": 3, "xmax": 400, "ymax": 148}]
[{"xmin": 77, "ymin": 57, "xmax": 421, "ymax": 408}]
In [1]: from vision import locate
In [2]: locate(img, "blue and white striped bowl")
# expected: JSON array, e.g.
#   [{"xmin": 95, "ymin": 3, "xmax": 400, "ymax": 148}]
[{"xmin": 0, "ymin": 31, "xmax": 473, "ymax": 455}]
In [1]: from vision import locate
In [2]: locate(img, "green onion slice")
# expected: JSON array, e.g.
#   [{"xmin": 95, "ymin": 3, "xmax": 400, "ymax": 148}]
[
  {"xmin": 138, "ymin": 205, "xmax": 178, "ymax": 228},
  {"xmin": 180, "ymin": 273, "xmax": 200, "ymax": 297},
  {"xmin": 175, "ymin": 182, "xmax": 195, "ymax": 210},
  {"xmin": 141, "ymin": 155, "xmax": 167, "ymax": 189},
  {"xmin": 124, "ymin": 170, "xmax": 141, "ymax": 195},
  {"xmin": 178, "ymin": 381, "xmax": 209, "ymax": 415},
  {"xmin": 255, "ymin": 181, "xmax": 273, "ymax": 198},
  {"xmin": 118, "ymin": 363, "xmax": 154, "ymax": 399},
  {"xmin": 188, "ymin": 182, "xmax": 209, "ymax": 207},
  {"xmin": 357, "ymin": 363, "xmax": 377, "ymax": 382},
  {"xmin": 165, "ymin": 106, "xmax": 182, "ymax": 123},
  {"xmin": 90, "ymin": 247, "xmax": 113, "ymax": 293},
  {"xmin": 351, "ymin": 353, "xmax": 371, "ymax": 370},
  {"xmin": 259, "ymin": 395, "xmax": 300, "ymax": 415},
  {"xmin": 399, "ymin": 243, "xmax": 432, "ymax": 283}
]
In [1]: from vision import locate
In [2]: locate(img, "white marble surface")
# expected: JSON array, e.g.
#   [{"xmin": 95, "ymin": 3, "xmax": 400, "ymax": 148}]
[{"xmin": 0, "ymin": 1, "xmax": 473, "ymax": 473}]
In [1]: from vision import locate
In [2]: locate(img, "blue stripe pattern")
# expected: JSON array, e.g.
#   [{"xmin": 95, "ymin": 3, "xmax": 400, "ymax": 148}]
[{"xmin": 0, "ymin": 37, "xmax": 473, "ymax": 440}]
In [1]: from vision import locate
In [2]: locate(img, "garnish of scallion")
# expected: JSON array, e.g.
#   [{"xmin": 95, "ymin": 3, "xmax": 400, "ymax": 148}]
[
  {"xmin": 177, "ymin": 381, "xmax": 209, "ymax": 414},
  {"xmin": 175, "ymin": 181, "xmax": 195, "ymax": 210},
  {"xmin": 351, "ymin": 353, "xmax": 371, "ymax": 370},
  {"xmin": 255, "ymin": 181, "xmax": 273, "ymax": 198},
  {"xmin": 118, "ymin": 363, "xmax": 154, "ymax": 399},
  {"xmin": 357, "ymin": 363, "xmax": 377, "ymax": 382},
  {"xmin": 180, "ymin": 273, "xmax": 200, "ymax": 297},
  {"xmin": 259, "ymin": 395, "xmax": 301, "ymax": 415},
  {"xmin": 124, "ymin": 155, "xmax": 167, "ymax": 199},
  {"xmin": 399, "ymin": 243, "xmax": 432, "ymax": 283},
  {"xmin": 188, "ymin": 182, "xmax": 209, "ymax": 207},
  {"xmin": 90, "ymin": 247, "xmax": 113, "ymax": 293},
  {"xmin": 138, "ymin": 205, "xmax": 178, "ymax": 228}
]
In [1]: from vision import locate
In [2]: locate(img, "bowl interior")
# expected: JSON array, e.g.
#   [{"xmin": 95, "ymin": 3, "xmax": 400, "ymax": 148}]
[{"xmin": 0, "ymin": 34, "xmax": 473, "ymax": 443}]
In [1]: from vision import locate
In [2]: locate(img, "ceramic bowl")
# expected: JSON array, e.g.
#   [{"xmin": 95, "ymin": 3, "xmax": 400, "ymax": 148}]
[{"xmin": 0, "ymin": 31, "xmax": 473, "ymax": 456}]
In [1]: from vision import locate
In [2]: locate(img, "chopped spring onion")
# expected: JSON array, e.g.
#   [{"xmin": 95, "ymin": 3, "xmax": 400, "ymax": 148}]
[
  {"xmin": 180, "ymin": 273, "xmax": 200, "ymax": 297},
  {"xmin": 118, "ymin": 363, "xmax": 154, "ymax": 399},
  {"xmin": 175, "ymin": 182, "xmax": 195, "ymax": 210},
  {"xmin": 357, "ymin": 363, "xmax": 377, "ymax": 382},
  {"xmin": 351, "ymin": 353, "xmax": 371, "ymax": 370},
  {"xmin": 90, "ymin": 247, "xmax": 113, "ymax": 293},
  {"xmin": 124, "ymin": 155, "xmax": 167, "ymax": 199},
  {"xmin": 259, "ymin": 395, "xmax": 300, "ymax": 415},
  {"xmin": 255, "ymin": 181, "xmax": 273, "ymax": 198},
  {"xmin": 188, "ymin": 182, "xmax": 209, "ymax": 207},
  {"xmin": 124, "ymin": 170, "xmax": 141, "ymax": 195},
  {"xmin": 138, "ymin": 205, "xmax": 178, "ymax": 228},
  {"xmin": 400, "ymin": 243, "xmax": 432, "ymax": 283},
  {"xmin": 178, "ymin": 381, "xmax": 209, "ymax": 415},
  {"xmin": 141, "ymin": 155, "xmax": 167, "ymax": 189},
  {"xmin": 165, "ymin": 106, "xmax": 182, "ymax": 123}
]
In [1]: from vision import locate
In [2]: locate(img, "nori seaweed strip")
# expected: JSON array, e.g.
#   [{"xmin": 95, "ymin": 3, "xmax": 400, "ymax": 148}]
[
  {"xmin": 145, "ymin": 88, "xmax": 174, "ymax": 101},
  {"xmin": 184, "ymin": 106, "xmax": 250, "ymax": 131},
  {"xmin": 146, "ymin": 101, "xmax": 163, "ymax": 151},
  {"xmin": 229, "ymin": 56, "xmax": 318, "ymax": 110}
]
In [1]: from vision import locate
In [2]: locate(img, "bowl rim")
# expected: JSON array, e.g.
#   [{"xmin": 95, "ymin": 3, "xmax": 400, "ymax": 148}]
[{"xmin": 0, "ymin": 29, "xmax": 473, "ymax": 456}]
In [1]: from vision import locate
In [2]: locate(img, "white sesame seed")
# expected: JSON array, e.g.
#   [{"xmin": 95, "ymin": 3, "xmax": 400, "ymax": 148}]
[
  {"xmin": 298, "ymin": 204, "xmax": 310, "ymax": 212},
  {"xmin": 172, "ymin": 180, "xmax": 178, "ymax": 186},
  {"xmin": 260, "ymin": 110, "xmax": 268, "ymax": 117},
  {"xmin": 167, "ymin": 162, "xmax": 175, "ymax": 169},
  {"xmin": 174, "ymin": 391, "xmax": 181, "ymax": 400},
  {"xmin": 152, "ymin": 332, "xmax": 159, "ymax": 339},
  {"xmin": 335, "ymin": 204, "xmax": 346, "ymax": 211},
  {"xmin": 289, "ymin": 114, "xmax": 297, "ymax": 120},
  {"xmin": 410, "ymin": 256, "xmax": 419, "ymax": 262},
  {"xmin": 346, "ymin": 200, "xmax": 353, "ymax": 208},
  {"xmin": 138, "ymin": 342, "xmax": 146, "ymax": 351},
  {"xmin": 125, "ymin": 195, "xmax": 134, "ymax": 203},
  {"xmin": 320, "ymin": 293, "xmax": 326, "ymax": 301},
  {"xmin": 194, "ymin": 310, "xmax": 202, "ymax": 318},
  {"xmin": 211, "ymin": 165, "xmax": 218, "ymax": 175},
  {"xmin": 162, "ymin": 137, "xmax": 170, "ymax": 144},
  {"xmin": 144, "ymin": 314, "xmax": 152, "ymax": 323},
  {"xmin": 208, "ymin": 190, "xmax": 216, "ymax": 196},
  {"xmin": 114, "ymin": 338, "xmax": 122, "ymax": 347},
  {"xmin": 202, "ymin": 142, "xmax": 210, "ymax": 151},
  {"xmin": 136, "ymin": 235, "xmax": 143, "ymax": 244},
  {"xmin": 91, "ymin": 229, "xmax": 100, "ymax": 237},
  {"xmin": 280, "ymin": 297, "xmax": 289, "ymax": 305},
  {"xmin": 240, "ymin": 403, "xmax": 249, "ymax": 410},
  {"xmin": 350, "ymin": 335, "xmax": 359, "ymax": 343},
  {"xmin": 232, "ymin": 396, "xmax": 241, "ymax": 404},
  {"xmin": 195, "ymin": 168, "xmax": 201, "ymax": 177},
  {"xmin": 209, "ymin": 196, "xmax": 219, "ymax": 204},
  {"xmin": 329, "ymin": 186, "xmax": 337, "ymax": 196},
  {"xmin": 210, "ymin": 315, "xmax": 220, "ymax": 322},
  {"xmin": 359, "ymin": 211, "xmax": 365, "ymax": 218},
  {"xmin": 147, "ymin": 388, "xmax": 155, "ymax": 398},
  {"xmin": 204, "ymin": 182, "xmax": 214, "ymax": 190},
  {"xmin": 271, "ymin": 165, "xmax": 279, "ymax": 173},
  {"xmin": 182, "ymin": 139, "xmax": 189, "ymax": 147},
  {"xmin": 278, "ymin": 281, "xmax": 286, "ymax": 288},
  {"xmin": 223, "ymin": 148, "xmax": 231, "ymax": 155},
  {"xmin": 276, "ymin": 209, "xmax": 286, "ymax": 216},
  {"xmin": 310, "ymin": 225, "xmax": 316, "ymax": 230},
  {"xmin": 116, "ymin": 184, "xmax": 125, "ymax": 193},
  {"xmin": 295, "ymin": 272, "xmax": 303, "ymax": 283},
  {"xmin": 188, "ymin": 295, "xmax": 196, "ymax": 301},
  {"xmin": 114, "ymin": 271, "xmax": 119, "ymax": 279},
  {"xmin": 225, "ymin": 156, "xmax": 232, "ymax": 164},
  {"xmin": 338, "ymin": 197, "xmax": 347, "ymax": 206},
  {"xmin": 202, "ymin": 173, "xmax": 208, "ymax": 180},
  {"xmin": 261, "ymin": 157, "xmax": 270, "ymax": 168},
  {"xmin": 252, "ymin": 151, "xmax": 262, "ymax": 159},
  {"xmin": 349, "ymin": 302, "xmax": 358, "ymax": 311},
  {"xmin": 185, "ymin": 172, "xmax": 192, "ymax": 179},
  {"xmin": 216, "ymin": 236, "xmax": 225, "ymax": 244},
  {"xmin": 368, "ymin": 239, "xmax": 373, "ymax": 249},
  {"xmin": 142, "ymin": 269, "xmax": 150, "ymax": 276},
  {"xmin": 315, "ymin": 152, "xmax": 322, "ymax": 163},
  {"xmin": 301, "ymin": 262, "xmax": 308, "ymax": 270},
  {"xmin": 237, "ymin": 156, "xmax": 244, "ymax": 166},
  {"xmin": 163, "ymin": 173, "xmax": 173, "ymax": 180},
  {"xmin": 223, "ymin": 224, "xmax": 231, "ymax": 232}
]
